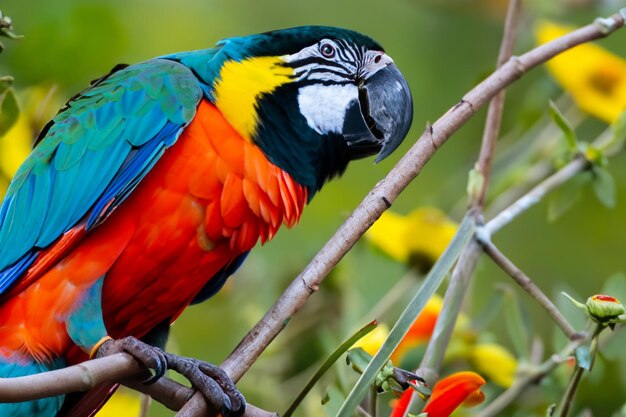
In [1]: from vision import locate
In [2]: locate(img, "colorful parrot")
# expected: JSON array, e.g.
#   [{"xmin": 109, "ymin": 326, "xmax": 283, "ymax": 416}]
[{"xmin": 0, "ymin": 26, "xmax": 412, "ymax": 416}]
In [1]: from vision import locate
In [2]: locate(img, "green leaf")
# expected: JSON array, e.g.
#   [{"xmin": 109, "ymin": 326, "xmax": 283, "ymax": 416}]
[
  {"xmin": 547, "ymin": 171, "xmax": 592, "ymax": 222},
  {"xmin": 592, "ymin": 167, "xmax": 616, "ymax": 209},
  {"xmin": 322, "ymin": 386, "xmax": 347, "ymax": 417},
  {"xmin": 549, "ymin": 100, "xmax": 578, "ymax": 152},
  {"xmin": 0, "ymin": 87, "xmax": 19, "ymax": 136},
  {"xmin": 575, "ymin": 345, "xmax": 592, "ymax": 370},
  {"xmin": 346, "ymin": 348, "xmax": 374, "ymax": 375},
  {"xmin": 502, "ymin": 286, "xmax": 532, "ymax": 359},
  {"xmin": 283, "ymin": 322, "xmax": 378, "ymax": 417},
  {"xmin": 472, "ymin": 287, "xmax": 505, "ymax": 332},
  {"xmin": 561, "ymin": 292, "xmax": 588, "ymax": 311},
  {"xmin": 335, "ymin": 215, "xmax": 475, "ymax": 417}
]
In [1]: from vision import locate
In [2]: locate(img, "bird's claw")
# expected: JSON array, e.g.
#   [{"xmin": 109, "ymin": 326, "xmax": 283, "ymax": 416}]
[
  {"xmin": 96, "ymin": 336, "xmax": 168, "ymax": 384},
  {"xmin": 164, "ymin": 353, "xmax": 246, "ymax": 417},
  {"xmin": 95, "ymin": 336, "xmax": 245, "ymax": 417}
]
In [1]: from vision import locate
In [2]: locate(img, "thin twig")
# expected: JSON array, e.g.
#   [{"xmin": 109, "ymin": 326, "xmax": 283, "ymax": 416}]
[
  {"xmin": 175, "ymin": 11, "xmax": 625, "ymax": 417},
  {"xmin": 555, "ymin": 324, "xmax": 602, "ymax": 417},
  {"xmin": 471, "ymin": 0, "xmax": 523, "ymax": 210},
  {"xmin": 485, "ymin": 157, "xmax": 589, "ymax": 234},
  {"xmin": 477, "ymin": 238, "xmax": 580, "ymax": 340}
]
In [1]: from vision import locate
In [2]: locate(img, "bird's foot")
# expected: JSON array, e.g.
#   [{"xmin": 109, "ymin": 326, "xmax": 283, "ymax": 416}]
[
  {"xmin": 95, "ymin": 336, "xmax": 245, "ymax": 417},
  {"xmin": 164, "ymin": 353, "xmax": 246, "ymax": 417},
  {"xmin": 95, "ymin": 336, "xmax": 168, "ymax": 383}
]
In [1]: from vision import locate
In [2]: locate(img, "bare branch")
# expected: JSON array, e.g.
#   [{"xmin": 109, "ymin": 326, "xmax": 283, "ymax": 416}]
[
  {"xmin": 485, "ymin": 157, "xmax": 589, "ymax": 234},
  {"xmin": 0, "ymin": 353, "xmax": 276, "ymax": 417},
  {"xmin": 0, "ymin": 353, "xmax": 143, "ymax": 403},
  {"xmin": 471, "ymin": 0, "xmax": 522, "ymax": 209},
  {"xmin": 477, "ymin": 237, "xmax": 581, "ymax": 340}
]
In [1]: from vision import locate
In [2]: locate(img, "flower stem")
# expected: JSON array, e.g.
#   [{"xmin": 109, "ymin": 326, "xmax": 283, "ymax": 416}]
[{"xmin": 555, "ymin": 323, "xmax": 603, "ymax": 417}]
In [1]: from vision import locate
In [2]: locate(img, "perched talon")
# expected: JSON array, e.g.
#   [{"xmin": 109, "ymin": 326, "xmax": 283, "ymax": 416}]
[
  {"xmin": 95, "ymin": 336, "xmax": 168, "ymax": 384},
  {"xmin": 164, "ymin": 353, "xmax": 246, "ymax": 417}
]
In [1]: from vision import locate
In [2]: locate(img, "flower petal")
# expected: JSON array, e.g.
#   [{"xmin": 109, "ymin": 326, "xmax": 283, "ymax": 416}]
[
  {"xmin": 422, "ymin": 371, "xmax": 486, "ymax": 417},
  {"xmin": 536, "ymin": 21, "xmax": 626, "ymax": 123}
]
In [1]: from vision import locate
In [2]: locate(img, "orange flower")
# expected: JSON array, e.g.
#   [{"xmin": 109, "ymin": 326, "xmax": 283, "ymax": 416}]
[
  {"xmin": 389, "ymin": 385, "xmax": 414, "ymax": 417},
  {"xmin": 391, "ymin": 296, "xmax": 442, "ymax": 363},
  {"xmin": 391, "ymin": 295, "xmax": 468, "ymax": 364},
  {"xmin": 423, "ymin": 372, "xmax": 486, "ymax": 417},
  {"xmin": 389, "ymin": 372, "xmax": 485, "ymax": 417}
]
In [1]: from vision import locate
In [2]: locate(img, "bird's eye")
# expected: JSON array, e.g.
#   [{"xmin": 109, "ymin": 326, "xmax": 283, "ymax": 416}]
[{"xmin": 320, "ymin": 43, "xmax": 336, "ymax": 58}]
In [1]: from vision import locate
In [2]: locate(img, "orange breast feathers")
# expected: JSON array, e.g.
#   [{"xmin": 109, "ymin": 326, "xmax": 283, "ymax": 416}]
[
  {"xmin": 0, "ymin": 99, "xmax": 308, "ymax": 361},
  {"xmin": 101, "ymin": 99, "xmax": 310, "ymax": 336}
]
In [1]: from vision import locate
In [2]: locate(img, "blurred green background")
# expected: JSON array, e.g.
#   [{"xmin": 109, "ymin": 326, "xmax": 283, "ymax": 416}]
[{"xmin": 1, "ymin": 0, "xmax": 626, "ymax": 416}]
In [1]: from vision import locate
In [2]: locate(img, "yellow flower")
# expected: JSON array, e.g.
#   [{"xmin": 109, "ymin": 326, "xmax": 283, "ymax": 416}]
[
  {"xmin": 351, "ymin": 323, "xmax": 390, "ymax": 356},
  {"xmin": 469, "ymin": 343, "xmax": 517, "ymax": 388},
  {"xmin": 0, "ymin": 86, "xmax": 60, "ymax": 198},
  {"xmin": 536, "ymin": 21, "xmax": 626, "ymax": 123},
  {"xmin": 95, "ymin": 387, "xmax": 143, "ymax": 417},
  {"xmin": 366, "ymin": 207, "xmax": 458, "ymax": 272}
]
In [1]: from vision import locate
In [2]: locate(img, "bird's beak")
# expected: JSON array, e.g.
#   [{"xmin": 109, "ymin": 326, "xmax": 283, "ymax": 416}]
[{"xmin": 342, "ymin": 60, "xmax": 413, "ymax": 162}]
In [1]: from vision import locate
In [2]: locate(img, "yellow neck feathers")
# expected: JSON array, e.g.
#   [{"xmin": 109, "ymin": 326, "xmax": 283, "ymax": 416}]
[{"xmin": 213, "ymin": 57, "xmax": 293, "ymax": 141}]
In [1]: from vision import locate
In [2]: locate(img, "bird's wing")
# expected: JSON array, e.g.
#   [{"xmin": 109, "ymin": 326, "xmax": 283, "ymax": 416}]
[{"xmin": 0, "ymin": 58, "xmax": 204, "ymax": 294}]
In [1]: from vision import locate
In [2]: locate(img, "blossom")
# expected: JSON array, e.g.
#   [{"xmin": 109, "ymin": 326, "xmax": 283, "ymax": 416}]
[
  {"xmin": 469, "ymin": 343, "xmax": 517, "ymax": 387},
  {"xmin": 391, "ymin": 294, "xmax": 470, "ymax": 365},
  {"xmin": 423, "ymin": 372, "xmax": 486, "ymax": 417},
  {"xmin": 366, "ymin": 207, "xmax": 458, "ymax": 272},
  {"xmin": 351, "ymin": 323, "xmax": 390, "ymax": 356},
  {"xmin": 536, "ymin": 21, "xmax": 626, "ymax": 123},
  {"xmin": 586, "ymin": 294, "xmax": 625, "ymax": 320},
  {"xmin": 389, "ymin": 372, "xmax": 486, "ymax": 417},
  {"xmin": 0, "ymin": 86, "xmax": 60, "ymax": 198},
  {"xmin": 95, "ymin": 387, "xmax": 142, "ymax": 417},
  {"xmin": 391, "ymin": 295, "xmax": 444, "ymax": 363},
  {"xmin": 389, "ymin": 386, "xmax": 414, "ymax": 417},
  {"xmin": 564, "ymin": 292, "xmax": 626, "ymax": 326}
]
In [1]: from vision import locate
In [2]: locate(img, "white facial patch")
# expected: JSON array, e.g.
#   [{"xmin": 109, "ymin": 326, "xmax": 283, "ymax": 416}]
[{"xmin": 297, "ymin": 83, "xmax": 358, "ymax": 135}]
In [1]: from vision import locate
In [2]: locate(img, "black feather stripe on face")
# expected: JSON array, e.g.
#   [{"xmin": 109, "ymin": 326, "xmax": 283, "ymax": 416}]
[{"xmin": 252, "ymin": 82, "xmax": 351, "ymax": 197}]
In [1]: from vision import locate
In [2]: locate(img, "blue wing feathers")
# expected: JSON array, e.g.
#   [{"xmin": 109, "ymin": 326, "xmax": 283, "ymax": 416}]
[
  {"xmin": 86, "ymin": 124, "xmax": 179, "ymax": 228},
  {"xmin": 0, "ymin": 252, "xmax": 37, "ymax": 294},
  {"xmin": 0, "ymin": 58, "xmax": 205, "ymax": 293}
]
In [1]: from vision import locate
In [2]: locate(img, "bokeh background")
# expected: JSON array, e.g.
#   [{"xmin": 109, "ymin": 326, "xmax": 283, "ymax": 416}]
[{"xmin": 1, "ymin": 0, "xmax": 626, "ymax": 416}]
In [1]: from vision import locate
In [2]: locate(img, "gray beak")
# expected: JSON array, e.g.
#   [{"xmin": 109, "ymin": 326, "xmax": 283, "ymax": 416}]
[{"xmin": 342, "ymin": 63, "xmax": 413, "ymax": 162}]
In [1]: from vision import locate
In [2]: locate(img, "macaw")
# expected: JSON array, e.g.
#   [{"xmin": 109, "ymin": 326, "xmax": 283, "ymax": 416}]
[{"xmin": 0, "ymin": 26, "xmax": 413, "ymax": 416}]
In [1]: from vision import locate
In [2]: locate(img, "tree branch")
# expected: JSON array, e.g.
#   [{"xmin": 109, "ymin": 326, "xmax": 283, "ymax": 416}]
[
  {"xmin": 477, "ymin": 238, "xmax": 580, "ymax": 340},
  {"xmin": 485, "ymin": 157, "xmax": 589, "ymax": 234}
]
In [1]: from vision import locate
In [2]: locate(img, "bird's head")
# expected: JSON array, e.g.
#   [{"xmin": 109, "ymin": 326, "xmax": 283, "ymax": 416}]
[{"xmin": 172, "ymin": 26, "xmax": 413, "ymax": 195}]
